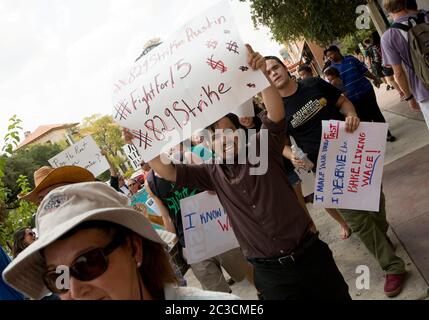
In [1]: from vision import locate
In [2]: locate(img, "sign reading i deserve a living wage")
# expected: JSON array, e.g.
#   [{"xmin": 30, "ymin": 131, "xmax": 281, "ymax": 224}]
[
  {"xmin": 180, "ymin": 191, "xmax": 239, "ymax": 264},
  {"xmin": 48, "ymin": 135, "xmax": 109, "ymax": 177},
  {"xmin": 111, "ymin": 0, "xmax": 269, "ymax": 161},
  {"xmin": 313, "ymin": 121, "xmax": 388, "ymax": 212}
]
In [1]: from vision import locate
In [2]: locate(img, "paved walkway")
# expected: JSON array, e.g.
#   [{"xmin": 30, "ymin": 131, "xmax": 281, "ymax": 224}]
[{"xmin": 184, "ymin": 86, "xmax": 429, "ymax": 300}]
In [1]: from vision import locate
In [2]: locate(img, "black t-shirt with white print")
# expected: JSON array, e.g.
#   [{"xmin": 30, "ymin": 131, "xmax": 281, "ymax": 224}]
[{"xmin": 283, "ymin": 77, "xmax": 344, "ymax": 164}]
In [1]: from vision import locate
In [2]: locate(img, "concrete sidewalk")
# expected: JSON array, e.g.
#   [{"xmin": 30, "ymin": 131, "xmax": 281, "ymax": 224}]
[{"xmin": 184, "ymin": 86, "xmax": 429, "ymax": 300}]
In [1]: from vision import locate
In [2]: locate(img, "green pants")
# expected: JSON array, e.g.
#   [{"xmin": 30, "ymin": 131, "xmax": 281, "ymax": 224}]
[{"xmin": 337, "ymin": 191, "xmax": 405, "ymax": 275}]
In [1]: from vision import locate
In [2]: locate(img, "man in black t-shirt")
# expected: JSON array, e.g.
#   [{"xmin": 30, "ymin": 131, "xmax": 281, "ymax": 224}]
[
  {"xmin": 283, "ymin": 77, "xmax": 345, "ymax": 164},
  {"xmin": 265, "ymin": 57, "xmax": 352, "ymax": 240},
  {"xmin": 265, "ymin": 56, "xmax": 406, "ymax": 298}
]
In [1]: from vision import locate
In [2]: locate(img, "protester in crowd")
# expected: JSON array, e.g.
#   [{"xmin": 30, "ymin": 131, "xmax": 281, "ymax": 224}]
[
  {"xmin": 324, "ymin": 45, "xmax": 396, "ymax": 141},
  {"xmin": 101, "ymin": 150, "xmax": 130, "ymax": 196},
  {"xmin": 324, "ymin": 66, "xmax": 346, "ymax": 94},
  {"xmin": 127, "ymin": 178, "xmax": 141, "ymax": 196},
  {"xmin": 265, "ymin": 56, "xmax": 406, "ymax": 297},
  {"xmin": 19, "ymin": 166, "xmax": 95, "ymax": 205},
  {"xmin": 381, "ymin": 0, "xmax": 429, "ymax": 129},
  {"xmin": 126, "ymin": 44, "xmax": 351, "ymax": 300},
  {"xmin": 145, "ymin": 161, "xmax": 253, "ymax": 295},
  {"xmin": 298, "ymin": 64, "xmax": 313, "ymax": 80},
  {"xmin": 12, "ymin": 227, "xmax": 36, "ymax": 258},
  {"xmin": 267, "ymin": 57, "xmax": 351, "ymax": 240},
  {"xmin": 2, "ymin": 182, "xmax": 239, "ymax": 300}
]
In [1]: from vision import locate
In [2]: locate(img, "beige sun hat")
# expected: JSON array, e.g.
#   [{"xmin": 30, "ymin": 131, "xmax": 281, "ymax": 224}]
[
  {"xmin": 19, "ymin": 166, "xmax": 95, "ymax": 203},
  {"xmin": 3, "ymin": 181, "xmax": 164, "ymax": 300}
]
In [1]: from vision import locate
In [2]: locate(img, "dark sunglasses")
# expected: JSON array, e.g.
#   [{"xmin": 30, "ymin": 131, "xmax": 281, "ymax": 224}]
[{"xmin": 42, "ymin": 233, "xmax": 126, "ymax": 294}]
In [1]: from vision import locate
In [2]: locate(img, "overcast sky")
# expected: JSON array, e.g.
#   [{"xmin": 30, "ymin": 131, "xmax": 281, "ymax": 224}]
[{"xmin": 0, "ymin": 0, "xmax": 283, "ymax": 146}]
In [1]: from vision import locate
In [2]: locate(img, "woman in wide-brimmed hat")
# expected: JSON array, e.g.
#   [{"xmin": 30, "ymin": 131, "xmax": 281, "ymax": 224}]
[{"xmin": 3, "ymin": 182, "xmax": 238, "ymax": 300}]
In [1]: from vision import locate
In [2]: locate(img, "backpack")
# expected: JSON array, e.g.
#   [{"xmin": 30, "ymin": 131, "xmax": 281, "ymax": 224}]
[{"xmin": 391, "ymin": 12, "xmax": 429, "ymax": 89}]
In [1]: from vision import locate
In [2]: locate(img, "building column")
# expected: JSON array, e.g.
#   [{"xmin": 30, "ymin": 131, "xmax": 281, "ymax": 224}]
[{"xmin": 367, "ymin": 0, "xmax": 388, "ymax": 35}]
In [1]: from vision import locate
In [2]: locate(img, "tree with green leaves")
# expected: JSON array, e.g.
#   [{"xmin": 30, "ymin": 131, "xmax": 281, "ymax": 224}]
[
  {"xmin": 78, "ymin": 114, "xmax": 124, "ymax": 155},
  {"xmin": 243, "ymin": 0, "xmax": 367, "ymax": 46},
  {"xmin": 2, "ymin": 143, "xmax": 64, "ymax": 206},
  {"xmin": 0, "ymin": 116, "xmax": 36, "ymax": 252},
  {"xmin": 78, "ymin": 114, "xmax": 128, "ymax": 177}
]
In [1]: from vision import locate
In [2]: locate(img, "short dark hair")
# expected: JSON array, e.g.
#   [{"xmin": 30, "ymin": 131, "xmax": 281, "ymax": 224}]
[
  {"xmin": 264, "ymin": 56, "xmax": 286, "ymax": 68},
  {"xmin": 324, "ymin": 66, "xmax": 340, "ymax": 78},
  {"xmin": 264, "ymin": 56, "xmax": 292, "ymax": 77},
  {"xmin": 298, "ymin": 64, "xmax": 312, "ymax": 74},
  {"xmin": 324, "ymin": 45, "xmax": 341, "ymax": 56}
]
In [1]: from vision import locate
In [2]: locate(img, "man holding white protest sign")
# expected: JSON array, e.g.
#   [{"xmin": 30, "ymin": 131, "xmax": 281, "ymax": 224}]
[
  {"xmin": 125, "ymin": 44, "xmax": 351, "ymax": 300},
  {"xmin": 267, "ymin": 57, "xmax": 406, "ymax": 298}
]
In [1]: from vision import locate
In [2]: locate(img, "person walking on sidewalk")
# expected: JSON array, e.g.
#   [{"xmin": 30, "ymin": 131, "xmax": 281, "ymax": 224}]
[
  {"xmin": 265, "ymin": 56, "xmax": 407, "ymax": 298},
  {"xmin": 126, "ymin": 45, "xmax": 351, "ymax": 300},
  {"xmin": 381, "ymin": 0, "xmax": 429, "ymax": 129},
  {"xmin": 324, "ymin": 45, "xmax": 397, "ymax": 141}
]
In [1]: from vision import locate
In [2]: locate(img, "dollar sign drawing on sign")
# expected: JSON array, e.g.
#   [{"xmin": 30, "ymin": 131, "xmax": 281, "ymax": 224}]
[
  {"xmin": 206, "ymin": 55, "xmax": 228, "ymax": 73},
  {"xmin": 356, "ymin": 5, "xmax": 370, "ymax": 30}
]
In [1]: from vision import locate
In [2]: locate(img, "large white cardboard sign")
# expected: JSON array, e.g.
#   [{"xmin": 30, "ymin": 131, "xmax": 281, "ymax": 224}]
[
  {"xmin": 112, "ymin": 0, "xmax": 269, "ymax": 161},
  {"xmin": 180, "ymin": 191, "xmax": 239, "ymax": 264},
  {"xmin": 48, "ymin": 135, "xmax": 109, "ymax": 177},
  {"xmin": 313, "ymin": 121, "xmax": 388, "ymax": 211}
]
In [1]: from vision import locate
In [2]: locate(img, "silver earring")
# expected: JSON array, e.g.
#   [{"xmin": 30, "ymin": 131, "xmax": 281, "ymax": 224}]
[{"xmin": 137, "ymin": 262, "xmax": 141, "ymax": 267}]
